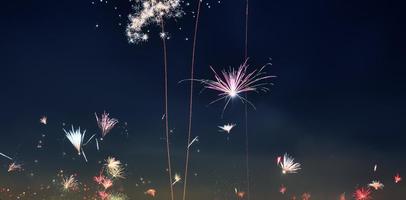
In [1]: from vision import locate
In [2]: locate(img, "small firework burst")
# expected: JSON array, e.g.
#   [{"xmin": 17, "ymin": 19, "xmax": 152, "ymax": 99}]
[
  {"xmin": 40, "ymin": 116, "xmax": 47, "ymax": 125},
  {"xmin": 108, "ymin": 193, "xmax": 128, "ymax": 200},
  {"xmin": 172, "ymin": 173, "xmax": 181, "ymax": 185},
  {"xmin": 7, "ymin": 162, "xmax": 22, "ymax": 172},
  {"xmin": 234, "ymin": 188, "xmax": 245, "ymax": 199},
  {"xmin": 353, "ymin": 187, "xmax": 372, "ymax": 200},
  {"xmin": 218, "ymin": 123, "xmax": 235, "ymax": 133},
  {"xmin": 126, "ymin": 0, "xmax": 183, "ymax": 43},
  {"xmin": 279, "ymin": 153, "xmax": 301, "ymax": 174},
  {"xmin": 394, "ymin": 173, "xmax": 402, "ymax": 183},
  {"xmin": 302, "ymin": 193, "xmax": 311, "ymax": 200},
  {"xmin": 105, "ymin": 157, "xmax": 125, "ymax": 179},
  {"xmin": 339, "ymin": 193, "xmax": 346, "ymax": 200},
  {"xmin": 279, "ymin": 185, "xmax": 287, "ymax": 194},
  {"xmin": 98, "ymin": 191, "xmax": 109, "ymax": 200},
  {"xmin": 200, "ymin": 60, "xmax": 275, "ymax": 113},
  {"xmin": 368, "ymin": 180, "xmax": 384, "ymax": 190},
  {"xmin": 61, "ymin": 175, "xmax": 78, "ymax": 192},
  {"xmin": 94, "ymin": 174, "xmax": 113, "ymax": 190},
  {"xmin": 95, "ymin": 112, "xmax": 118, "ymax": 139},
  {"xmin": 145, "ymin": 188, "xmax": 157, "ymax": 197},
  {"xmin": 63, "ymin": 126, "xmax": 85, "ymax": 155}
]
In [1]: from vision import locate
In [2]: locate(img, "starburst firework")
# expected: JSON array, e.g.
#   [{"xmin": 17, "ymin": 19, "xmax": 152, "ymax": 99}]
[
  {"xmin": 95, "ymin": 112, "xmax": 118, "ymax": 138},
  {"xmin": 368, "ymin": 180, "xmax": 384, "ymax": 190},
  {"xmin": 200, "ymin": 60, "xmax": 274, "ymax": 113},
  {"xmin": 279, "ymin": 153, "xmax": 301, "ymax": 174},
  {"xmin": 61, "ymin": 175, "xmax": 78, "ymax": 192},
  {"xmin": 105, "ymin": 157, "xmax": 125, "ymax": 179},
  {"xmin": 218, "ymin": 123, "xmax": 235, "ymax": 133},
  {"xmin": 394, "ymin": 173, "xmax": 402, "ymax": 183},
  {"xmin": 126, "ymin": 0, "xmax": 183, "ymax": 43},
  {"xmin": 353, "ymin": 187, "xmax": 372, "ymax": 200},
  {"xmin": 63, "ymin": 126, "xmax": 85, "ymax": 155}
]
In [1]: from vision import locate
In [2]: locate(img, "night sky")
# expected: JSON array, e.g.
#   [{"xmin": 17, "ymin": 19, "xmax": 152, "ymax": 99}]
[{"xmin": 0, "ymin": 0, "xmax": 405, "ymax": 199}]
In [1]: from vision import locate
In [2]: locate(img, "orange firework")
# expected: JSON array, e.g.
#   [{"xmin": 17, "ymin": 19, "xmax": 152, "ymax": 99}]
[{"xmin": 145, "ymin": 188, "xmax": 157, "ymax": 197}]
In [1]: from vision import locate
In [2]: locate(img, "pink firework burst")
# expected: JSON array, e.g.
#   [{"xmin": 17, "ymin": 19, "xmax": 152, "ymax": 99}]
[
  {"xmin": 353, "ymin": 187, "xmax": 372, "ymax": 200},
  {"xmin": 95, "ymin": 111, "xmax": 118, "ymax": 138},
  {"xmin": 200, "ymin": 59, "xmax": 275, "ymax": 113}
]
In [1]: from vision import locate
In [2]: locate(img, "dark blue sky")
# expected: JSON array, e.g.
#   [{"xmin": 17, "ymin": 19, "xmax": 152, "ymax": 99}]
[{"xmin": 0, "ymin": 0, "xmax": 405, "ymax": 199}]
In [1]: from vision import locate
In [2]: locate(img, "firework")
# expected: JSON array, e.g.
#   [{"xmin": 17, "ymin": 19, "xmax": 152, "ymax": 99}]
[
  {"xmin": 187, "ymin": 136, "xmax": 199, "ymax": 149},
  {"xmin": 368, "ymin": 180, "xmax": 384, "ymax": 190},
  {"xmin": 279, "ymin": 185, "xmax": 287, "ymax": 194},
  {"xmin": 7, "ymin": 162, "xmax": 22, "ymax": 172},
  {"xmin": 394, "ymin": 173, "xmax": 402, "ymax": 183},
  {"xmin": 339, "ymin": 193, "xmax": 346, "ymax": 200},
  {"xmin": 279, "ymin": 153, "xmax": 301, "ymax": 174},
  {"xmin": 108, "ymin": 193, "xmax": 128, "ymax": 200},
  {"xmin": 126, "ymin": 0, "xmax": 183, "ymax": 43},
  {"xmin": 302, "ymin": 193, "xmax": 311, "ymax": 200},
  {"xmin": 0, "ymin": 152, "xmax": 13, "ymax": 161},
  {"xmin": 145, "ymin": 188, "xmax": 157, "ymax": 197},
  {"xmin": 94, "ymin": 174, "xmax": 113, "ymax": 190},
  {"xmin": 63, "ymin": 126, "xmax": 85, "ymax": 155},
  {"xmin": 105, "ymin": 157, "xmax": 125, "ymax": 179},
  {"xmin": 61, "ymin": 175, "xmax": 78, "ymax": 192},
  {"xmin": 95, "ymin": 112, "xmax": 118, "ymax": 139},
  {"xmin": 373, "ymin": 164, "xmax": 377, "ymax": 172},
  {"xmin": 353, "ymin": 187, "xmax": 372, "ymax": 200},
  {"xmin": 199, "ymin": 60, "xmax": 274, "ymax": 113},
  {"xmin": 40, "ymin": 116, "xmax": 47, "ymax": 125},
  {"xmin": 218, "ymin": 123, "xmax": 236, "ymax": 133},
  {"xmin": 98, "ymin": 191, "xmax": 109, "ymax": 200},
  {"xmin": 172, "ymin": 173, "xmax": 181, "ymax": 185},
  {"xmin": 277, "ymin": 156, "xmax": 282, "ymax": 165}
]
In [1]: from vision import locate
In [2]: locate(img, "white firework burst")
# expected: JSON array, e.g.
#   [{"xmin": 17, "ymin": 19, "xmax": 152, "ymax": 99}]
[
  {"xmin": 279, "ymin": 153, "xmax": 301, "ymax": 174},
  {"xmin": 172, "ymin": 173, "xmax": 181, "ymax": 185},
  {"xmin": 62, "ymin": 175, "xmax": 78, "ymax": 192},
  {"xmin": 368, "ymin": 180, "xmax": 384, "ymax": 190},
  {"xmin": 126, "ymin": 0, "xmax": 183, "ymax": 43},
  {"xmin": 63, "ymin": 126, "xmax": 88, "ymax": 162},
  {"xmin": 218, "ymin": 123, "xmax": 236, "ymax": 133},
  {"xmin": 105, "ymin": 157, "xmax": 125, "ymax": 179}
]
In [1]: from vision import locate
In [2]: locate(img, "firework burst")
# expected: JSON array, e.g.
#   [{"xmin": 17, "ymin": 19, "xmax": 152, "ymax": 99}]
[
  {"xmin": 279, "ymin": 153, "xmax": 301, "ymax": 174},
  {"xmin": 199, "ymin": 59, "xmax": 274, "ymax": 113},
  {"xmin": 95, "ymin": 112, "xmax": 118, "ymax": 139},
  {"xmin": 61, "ymin": 175, "xmax": 78, "ymax": 192},
  {"xmin": 126, "ymin": 0, "xmax": 183, "ymax": 43},
  {"xmin": 63, "ymin": 126, "xmax": 85, "ymax": 155},
  {"xmin": 172, "ymin": 173, "xmax": 181, "ymax": 185},
  {"xmin": 7, "ymin": 162, "xmax": 22, "ymax": 172},
  {"xmin": 105, "ymin": 157, "xmax": 125, "ymax": 179},
  {"xmin": 353, "ymin": 187, "xmax": 372, "ymax": 200},
  {"xmin": 218, "ymin": 123, "xmax": 236, "ymax": 133},
  {"xmin": 394, "ymin": 173, "xmax": 402, "ymax": 183},
  {"xmin": 368, "ymin": 180, "xmax": 384, "ymax": 190}
]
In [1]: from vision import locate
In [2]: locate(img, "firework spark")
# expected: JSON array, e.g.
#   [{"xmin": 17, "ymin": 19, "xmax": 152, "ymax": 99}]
[
  {"xmin": 95, "ymin": 112, "xmax": 118, "ymax": 139},
  {"xmin": 0, "ymin": 152, "xmax": 13, "ymax": 160},
  {"xmin": 218, "ymin": 123, "xmax": 236, "ymax": 133},
  {"xmin": 279, "ymin": 153, "xmax": 301, "ymax": 174},
  {"xmin": 126, "ymin": 0, "xmax": 183, "ymax": 43},
  {"xmin": 394, "ymin": 173, "xmax": 402, "ymax": 183},
  {"xmin": 145, "ymin": 188, "xmax": 157, "ymax": 197},
  {"xmin": 172, "ymin": 173, "xmax": 181, "ymax": 185},
  {"xmin": 353, "ymin": 187, "xmax": 372, "ymax": 200},
  {"xmin": 94, "ymin": 174, "xmax": 113, "ymax": 190},
  {"xmin": 61, "ymin": 175, "xmax": 78, "ymax": 192},
  {"xmin": 368, "ymin": 180, "xmax": 384, "ymax": 190},
  {"xmin": 200, "ymin": 60, "xmax": 274, "ymax": 113},
  {"xmin": 40, "ymin": 116, "xmax": 47, "ymax": 125},
  {"xmin": 105, "ymin": 157, "xmax": 125, "ymax": 179},
  {"xmin": 279, "ymin": 185, "xmax": 287, "ymax": 194},
  {"xmin": 7, "ymin": 162, "xmax": 22, "ymax": 172}
]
